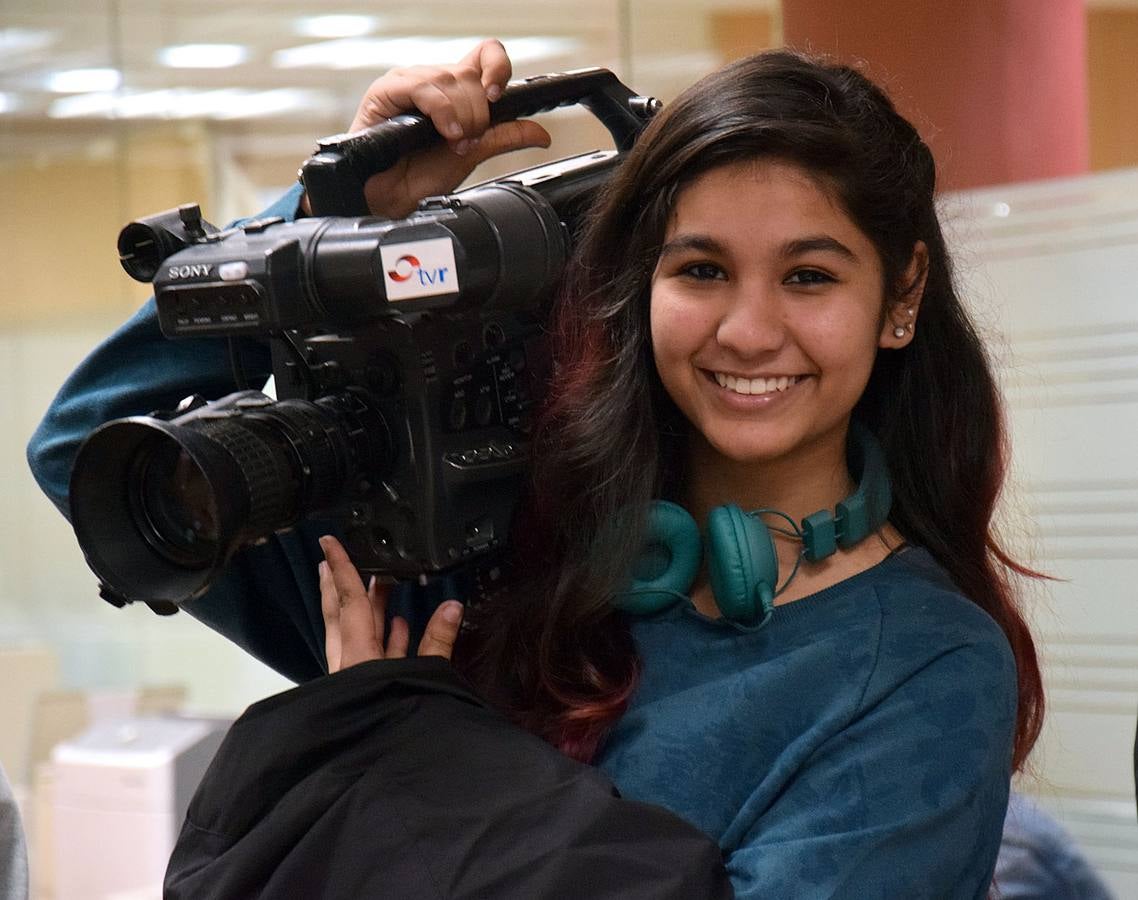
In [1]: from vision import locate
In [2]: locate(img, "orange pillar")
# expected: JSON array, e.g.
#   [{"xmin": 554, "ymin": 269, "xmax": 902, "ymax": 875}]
[{"xmin": 781, "ymin": 0, "xmax": 1088, "ymax": 191}]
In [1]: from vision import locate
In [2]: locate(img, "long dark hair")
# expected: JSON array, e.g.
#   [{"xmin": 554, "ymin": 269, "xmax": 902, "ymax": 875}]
[{"xmin": 455, "ymin": 49, "xmax": 1043, "ymax": 771}]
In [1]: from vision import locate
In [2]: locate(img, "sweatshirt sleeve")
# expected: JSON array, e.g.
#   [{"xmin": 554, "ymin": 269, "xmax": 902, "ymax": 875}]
[
  {"xmin": 26, "ymin": 183, "xmax": 304, "ymax": 517},
  {"xmin": 25, "ymin": 184, "xmax": 328, "ymax": 683},
  {"xmin": 725, "ymin": 608, "xmax": 1017, "ymax": 899}
]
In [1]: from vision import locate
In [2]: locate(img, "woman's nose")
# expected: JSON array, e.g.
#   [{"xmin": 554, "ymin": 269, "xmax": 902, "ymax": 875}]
[{"xmin": 715, "ymin": 287, "xmax": 786, "ymax": 358}]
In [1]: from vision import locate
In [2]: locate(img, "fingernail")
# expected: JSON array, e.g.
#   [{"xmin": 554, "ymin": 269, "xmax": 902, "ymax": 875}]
[
  {"xmin": 318, "ymin": 560, "xmax": 328, "ymax": 577},
  {"xmin": 368, "ymin": 575, "xmax": 377, "ymax": 592},
  {"xmin": 453, "ymin": 139, "xmax": 471, "ymax": 156},
  {"xmin": 441, "ymin": 601, "xmax": 463, "ymax": 624},
  {"xmin": 486, "ymin": 84, "xmax": 502, "ymax": 101},
  {"xmin": 446, "ymin": 122, "xmax": 463, "ymax": 139}
]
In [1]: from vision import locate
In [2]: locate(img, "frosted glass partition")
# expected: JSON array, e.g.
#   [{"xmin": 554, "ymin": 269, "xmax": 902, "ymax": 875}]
[{"xmin": 945, "ymin": 167, "xmax": 1138, "ymax": 895}]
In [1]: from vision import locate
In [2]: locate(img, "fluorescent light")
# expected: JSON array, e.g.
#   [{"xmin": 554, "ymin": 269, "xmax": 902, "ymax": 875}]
[
  {"xmin": 48, "ymin": 87, "xmax": 328, "ymax": 120},
  {"xmin": 48, "ymin": 92, "xmax": 119, "ymax": 118},
  {"xmin": 158, "ymin": 44, "xmax": 248, "ymax": 69},
  {"xmin": 274, "ymin": 36, "xmax": 578, "ymax": 70},
  {"xmin": 501, "ymin": 37, "xmax": 580, "ymax": 65},
  {"xmin": 0, "ymin": 28, "xmax": 55, "ymax": 55},
  {"xmin": 205, "ymin": 88, "xmax": 327, "ymax": 119},
  {"xmin": 295, "ymin": 15, "xmax": 379, "ymax": 38},
  {"xmin": 47, "ymin": 68, "xmax": 122, "ymax": 93}
]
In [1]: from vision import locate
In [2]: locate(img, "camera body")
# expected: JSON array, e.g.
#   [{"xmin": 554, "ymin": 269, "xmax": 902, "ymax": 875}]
[{"xmin": 70, "ymin": 70, "xmax": 658, "ymax": 609}]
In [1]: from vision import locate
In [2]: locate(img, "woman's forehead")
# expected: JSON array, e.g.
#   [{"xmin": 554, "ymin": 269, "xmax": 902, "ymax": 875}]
[{"xmin": 664, "ymin": 159, "xmax": 860, "ymax": 240}]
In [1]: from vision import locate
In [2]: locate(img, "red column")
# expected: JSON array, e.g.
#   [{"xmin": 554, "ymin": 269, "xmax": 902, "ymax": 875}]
[{"xmin": 781, "ymin": 0, "xmax": 1088, "ymax": 190}]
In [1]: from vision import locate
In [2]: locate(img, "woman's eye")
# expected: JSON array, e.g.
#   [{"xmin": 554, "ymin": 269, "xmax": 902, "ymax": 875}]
[
  {"xmin": 682, "ymin": 262, "xmax": 726, "ymax": 281},
  {"xmin": 785, "ymin": 269, "xmax": 834, "ymax": 286}
]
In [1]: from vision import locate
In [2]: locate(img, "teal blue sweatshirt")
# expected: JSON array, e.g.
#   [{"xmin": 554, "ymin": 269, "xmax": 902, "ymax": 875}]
[{"xmin": 596, "ymin": 548, "xmax": 1017, "ymax": 898}]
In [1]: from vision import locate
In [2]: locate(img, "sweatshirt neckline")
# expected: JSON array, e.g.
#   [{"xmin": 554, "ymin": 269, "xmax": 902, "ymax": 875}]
[{"xmin": 660, "ymin": 546, "xmax": 928, "ymax": 633}]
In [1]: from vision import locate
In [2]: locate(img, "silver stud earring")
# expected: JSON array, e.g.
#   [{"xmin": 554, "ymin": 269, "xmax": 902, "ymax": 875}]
[
  {"xmin": 905, "ymin": 307, "xmax": 914, "ymax": 317},
  {"xmin": 893, "ymin": 326, "xmax": 907, "ymax": 339}
]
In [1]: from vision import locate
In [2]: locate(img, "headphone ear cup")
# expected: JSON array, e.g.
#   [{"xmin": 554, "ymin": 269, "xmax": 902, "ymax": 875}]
[
  {"xmin": 706, "ymin": 505, "xmax": 777, "ymax": 625},
  {"xmin": 613, "ymin": 501, "xmax": 701, "ymax": 615}
]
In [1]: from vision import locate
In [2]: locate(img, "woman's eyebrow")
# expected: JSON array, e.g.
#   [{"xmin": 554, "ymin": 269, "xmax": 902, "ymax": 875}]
[
  {"xmin": 783, "ymin": 235, "xmax": 858, "ymax": 261},
  {"xmin": 657, "ymin": 233, "xmax": 725, "ymax": 257},
  {"xmin": 658, "ymin": 233, "xmax": 860, "ymax": 262}
]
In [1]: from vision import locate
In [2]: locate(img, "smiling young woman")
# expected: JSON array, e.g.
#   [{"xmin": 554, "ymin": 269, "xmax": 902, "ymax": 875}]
[
  {"xmin": 456, "ymin": 48, "xmax": 1043, "ymax": 895},
  {"xmin": 28, "ymin": 40, "xmax": 1043, "ymax": 899}
]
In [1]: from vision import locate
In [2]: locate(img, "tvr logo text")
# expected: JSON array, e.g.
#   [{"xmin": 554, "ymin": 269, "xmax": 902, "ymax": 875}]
[{"xmin": 386, "ymin": 255, "xmax": 449, "ymax": 287}]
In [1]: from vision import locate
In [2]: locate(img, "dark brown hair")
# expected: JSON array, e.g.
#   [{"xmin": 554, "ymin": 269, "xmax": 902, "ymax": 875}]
[{"xmin": 456, "ymin": 49, "xmax": 1043, "ymax": 771}]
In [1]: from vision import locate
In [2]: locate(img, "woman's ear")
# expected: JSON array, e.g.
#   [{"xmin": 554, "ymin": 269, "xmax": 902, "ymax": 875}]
[{"xmin": 879, "ymin": 241, "xmax": 929, "ymax": 349}]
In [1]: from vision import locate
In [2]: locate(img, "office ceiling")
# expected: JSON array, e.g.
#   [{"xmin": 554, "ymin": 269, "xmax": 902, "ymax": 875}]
[{"xmin": 0, "ymin": 1, "xmax": 759, "ymax": 165}]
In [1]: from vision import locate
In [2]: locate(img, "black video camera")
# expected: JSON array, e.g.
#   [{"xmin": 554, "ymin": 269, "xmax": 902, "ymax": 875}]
[{"xmin": 68, "ymin": 69, "xmax": 660, "ymax": 611}]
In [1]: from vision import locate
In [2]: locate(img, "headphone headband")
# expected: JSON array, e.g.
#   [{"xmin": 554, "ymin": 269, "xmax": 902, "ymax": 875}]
[{"xmin": 800, "ymin": 421, "xmax": 891, "ymax": 561}]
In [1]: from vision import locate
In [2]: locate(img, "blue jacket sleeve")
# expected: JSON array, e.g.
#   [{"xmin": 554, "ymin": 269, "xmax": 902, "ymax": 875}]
[
  {"xmin": 724, "ymin": 635, "xmax": 1016, "ymax": 899},
  {"xmin": 26, "ymin": 183, "xmax": 329, "ymax": 683}
]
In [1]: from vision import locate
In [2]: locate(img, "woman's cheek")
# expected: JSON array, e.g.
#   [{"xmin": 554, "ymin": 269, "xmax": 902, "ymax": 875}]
[{"xmin": 650, "ymin": 291, "xmax": 713, "ymax": 359}]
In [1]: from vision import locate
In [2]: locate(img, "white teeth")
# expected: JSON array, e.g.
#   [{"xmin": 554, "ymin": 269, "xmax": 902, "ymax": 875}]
[{"xmin": 714, "ymin": 373, "xmax": 800, "ymax": 396}]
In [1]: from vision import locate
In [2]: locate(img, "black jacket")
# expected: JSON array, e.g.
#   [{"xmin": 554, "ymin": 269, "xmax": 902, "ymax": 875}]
[{"xmin": 166, "ymin": 657, "xmax": 733, "ymax": 899}]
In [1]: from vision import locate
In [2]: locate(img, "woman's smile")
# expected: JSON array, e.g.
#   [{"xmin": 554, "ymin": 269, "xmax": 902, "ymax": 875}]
[
  {"xmin": 699, "ymin": 369, "xmax": 812, "ymax": 414},
  {"xmin": 710, "ymin": 372, "xmax": 805, "ymax": 395}
]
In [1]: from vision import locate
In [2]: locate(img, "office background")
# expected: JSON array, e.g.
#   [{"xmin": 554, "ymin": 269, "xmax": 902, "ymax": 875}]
[{"xmin": 3, "ymin": 0, "xmax": 1138, "ymax": 895}]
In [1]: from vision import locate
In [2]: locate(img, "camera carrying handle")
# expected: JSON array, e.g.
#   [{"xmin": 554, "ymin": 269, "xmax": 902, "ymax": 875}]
[{"xmin": 301, "ymin": 67, "xmax": 659, "ymax": 217}]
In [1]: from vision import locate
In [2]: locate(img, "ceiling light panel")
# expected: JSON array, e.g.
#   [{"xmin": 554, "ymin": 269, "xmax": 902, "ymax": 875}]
[
  {"xmin": 47, "ymin": 87, "xmax": 330, "ymax": 120},
  {"xmin": 0, "ymin": 28, "xmax": 56, "ymax": 57},
  {"xmin": 295, "ymin": 15, "xmax": 380, "ymax": 39},
  {"xmin": 158, "ymin": 44, "xmax": 249, "ymax": 69},
  {"xmin": 46, "ymin": 68, "xmax": 122, "ymax": 93},
  {"xmin": 273, "ymin": 35, "xmax": 579, "ymax": 70}
]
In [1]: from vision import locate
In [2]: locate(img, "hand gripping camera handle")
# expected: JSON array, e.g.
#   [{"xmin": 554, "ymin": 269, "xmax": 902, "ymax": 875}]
[{"xmin": 301, "ymin": 67, "xmax": 661, "ymax": 217}]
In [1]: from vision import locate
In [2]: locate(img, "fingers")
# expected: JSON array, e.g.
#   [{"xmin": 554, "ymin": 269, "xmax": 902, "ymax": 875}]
[
  {"xmin": 418, "ymin": 601, "xmax": 464, "ymax": 660},
  {"xmin": 460, "ymin": 39, "xmax": 512, "ymax": 100},
  {"xmin": 368, "ymin": 576, "xmax": 386, "ymax": 649},
  {"xmin": 467, "ymin": 120, "xmax": 552, "ymax": 167},
  {"xmin": 318, "ymin": 536, "xmax": 450, "ymax": 672},
  {"xmin": 319, "ymin": 536, "xmax": 382, "ymax": 670},
  {"xmin": 361, "ymin": 117, "xmax": 549, "ymax": 219},
  {"xmin": 386, "ymin": 616, "xmax": 410, "ymax": 660},
  {"xmin": 350, "ymin": 63, "xmax": 491, "ymax": 147},
  {"xmin": 319, "ymin": 559, "xmax": 342, "ymax": 673},
  {"xmin": 350, "ymin": 39, "xmax": 511, "ymax": 140},
  {"xmin": 344, "ymin": 40, "xmax": 552, "ymax": 219}
]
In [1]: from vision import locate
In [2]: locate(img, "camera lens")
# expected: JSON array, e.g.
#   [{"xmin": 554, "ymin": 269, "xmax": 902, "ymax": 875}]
[
  {"xmin": 70, "ymin": 390, "xmax": 394, "ymax": 606},
  {"xmin": 130, "ymin": 439, "xmax": 220, "ymax": 569}
]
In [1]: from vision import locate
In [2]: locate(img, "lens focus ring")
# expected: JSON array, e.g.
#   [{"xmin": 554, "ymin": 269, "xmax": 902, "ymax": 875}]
[{"xmin": 197, "ymin": 420, "xmax": 297, "ymax": 534}]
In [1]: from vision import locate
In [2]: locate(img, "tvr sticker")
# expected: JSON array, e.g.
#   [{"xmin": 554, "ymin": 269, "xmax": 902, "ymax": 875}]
[{"xmin": 379, "ymin": 237, "xmax": 459, "ymax": 302}]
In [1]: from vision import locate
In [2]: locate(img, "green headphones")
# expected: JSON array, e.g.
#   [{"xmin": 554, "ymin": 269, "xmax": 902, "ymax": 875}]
[{"xmin": 613, "ymin": 422, "xmax": 892, "ymax": 626}]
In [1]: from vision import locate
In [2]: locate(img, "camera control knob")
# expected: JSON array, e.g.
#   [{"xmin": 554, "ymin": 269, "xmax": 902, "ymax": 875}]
[
  {"xmin": 448, "ymin": 397, "xmax": 469, "ymax": 431},
  {"xmin": 483, "ymin": 323, "xmax": 506, "ymax": 348},
  {"xmin": 474, "ymin": 394, "xmax": 495, "ymax": 427}
]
